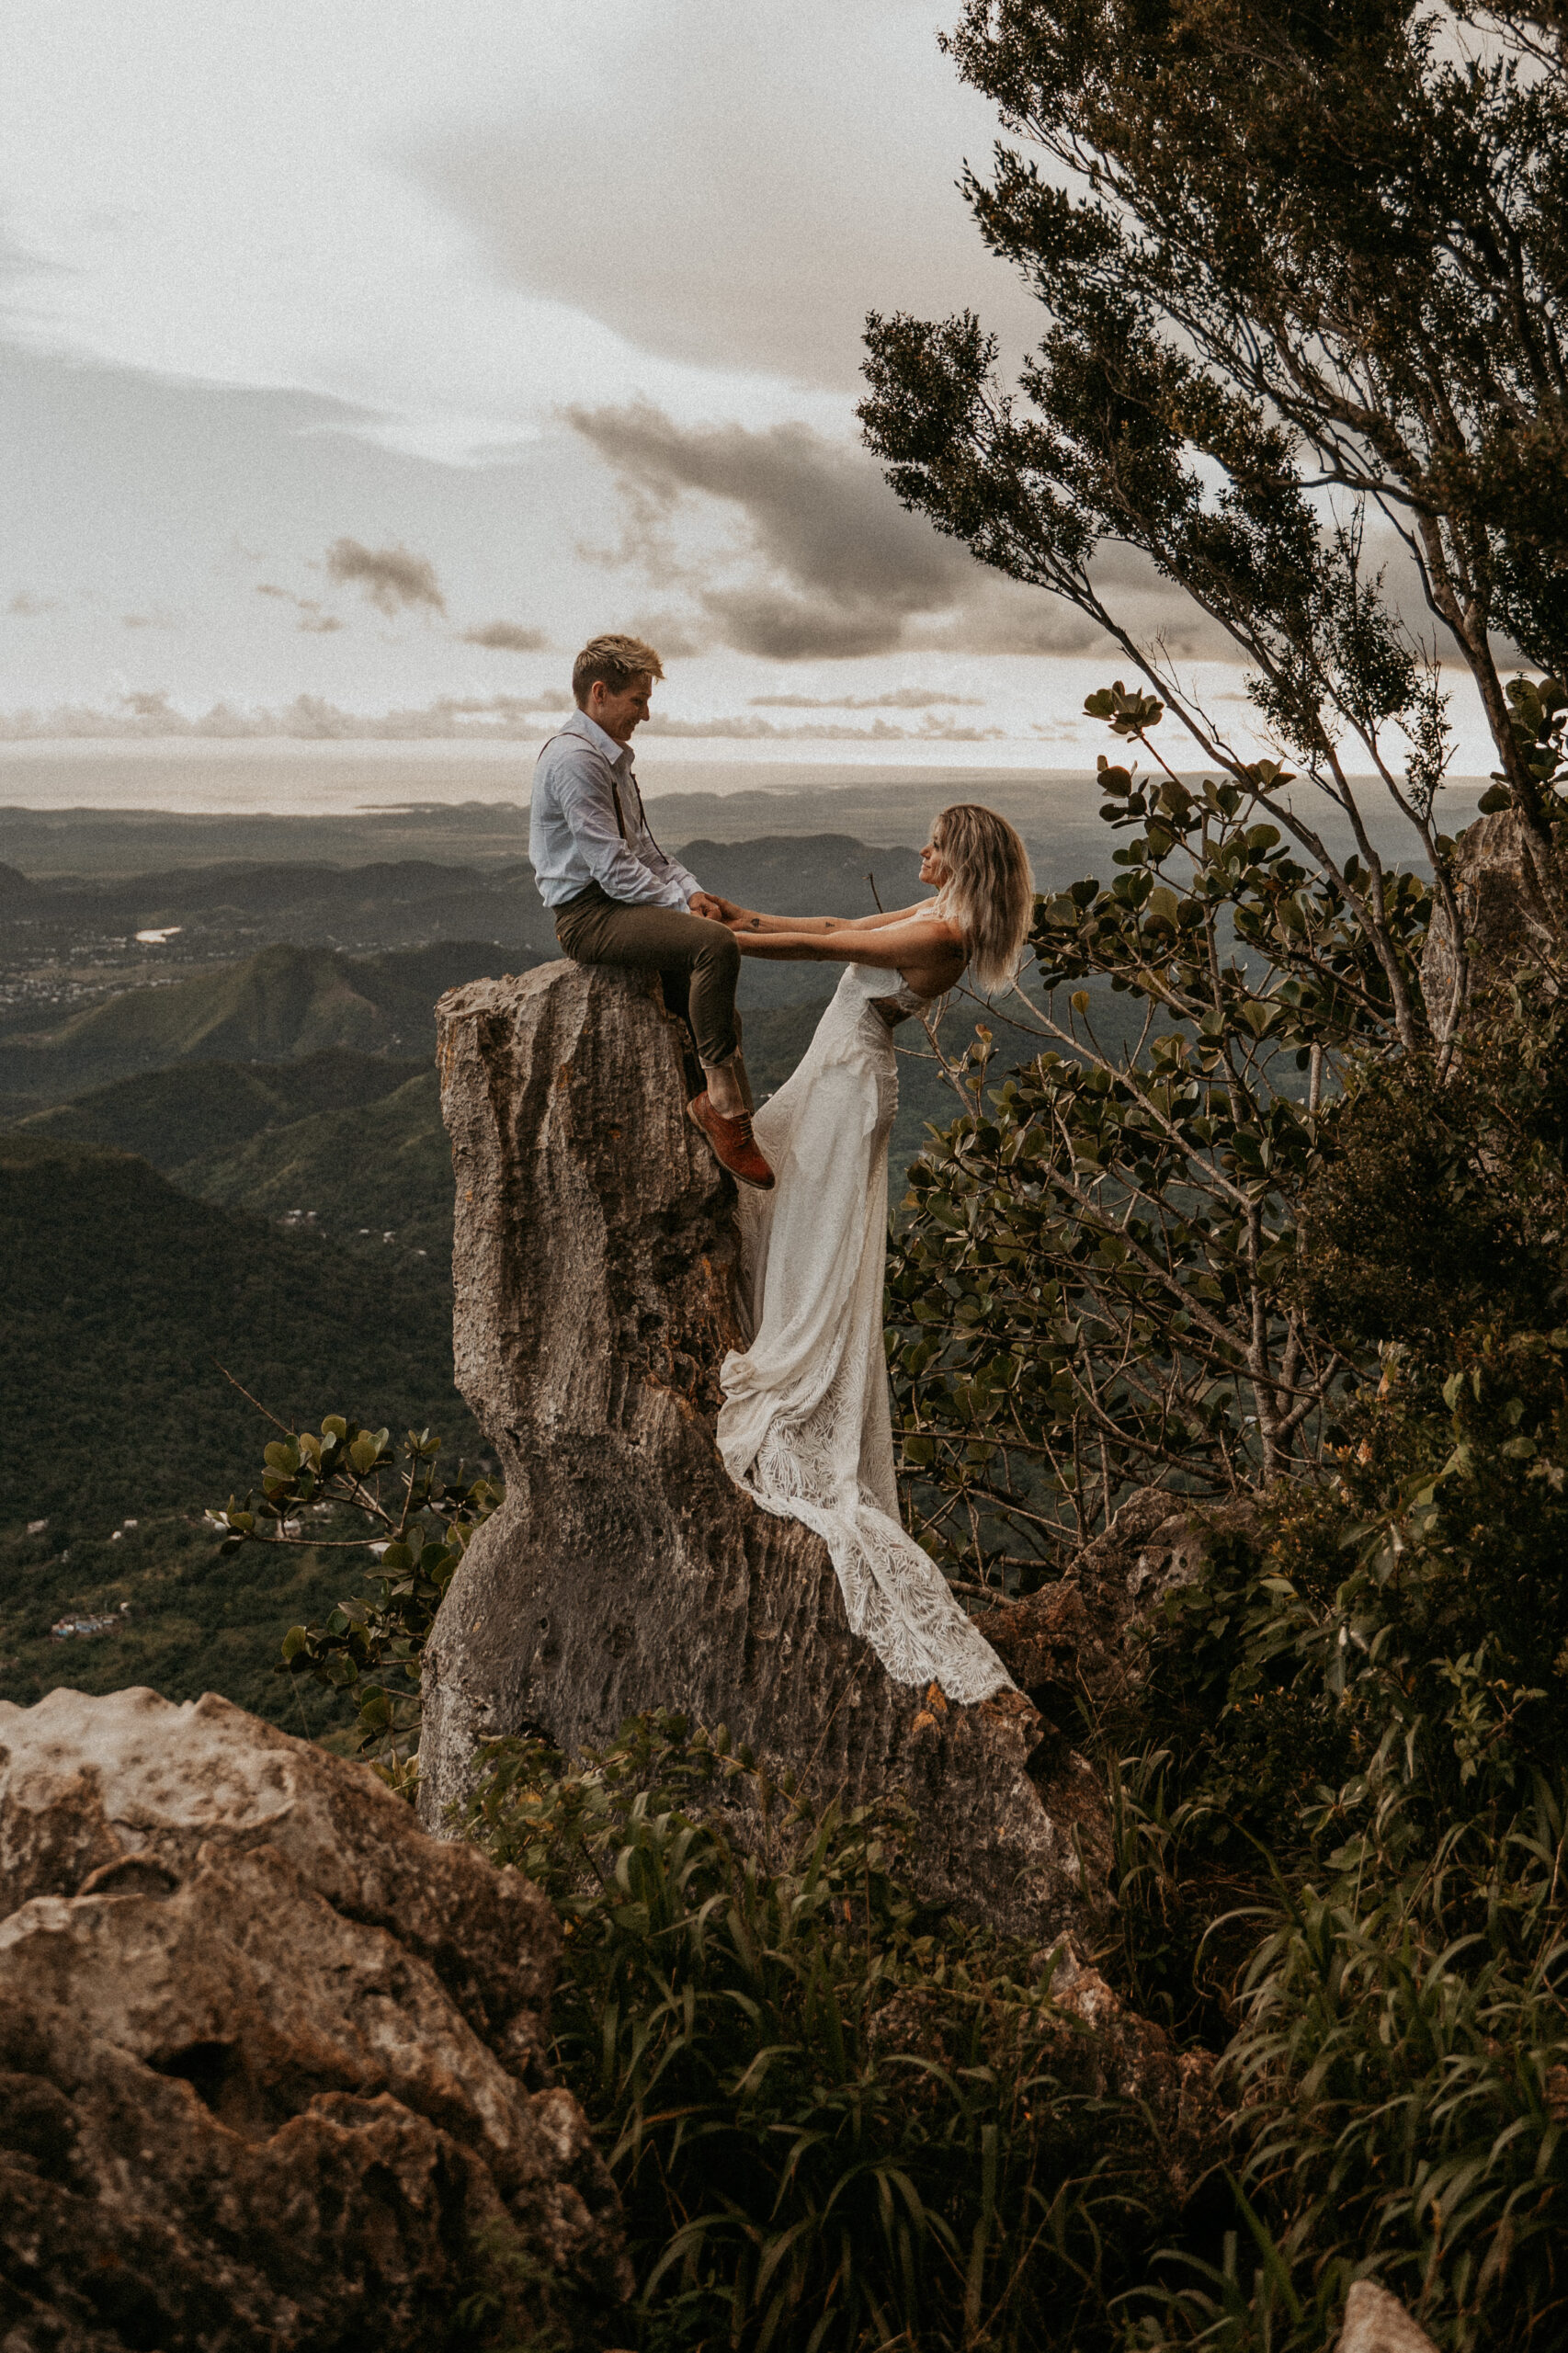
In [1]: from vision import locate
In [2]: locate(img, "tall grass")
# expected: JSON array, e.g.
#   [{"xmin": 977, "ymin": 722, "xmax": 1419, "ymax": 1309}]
[
  {"xmin": 1099, "ymin": 1760, "xmax": 1568, "ymax": 2350},
  {"xmin": 463, "ymin": 1715, "xmax": 1176, "ymax": 2353}
]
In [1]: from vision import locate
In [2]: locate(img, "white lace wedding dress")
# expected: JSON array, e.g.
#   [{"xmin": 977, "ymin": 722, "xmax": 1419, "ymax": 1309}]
[{"xmin": 716, "ymin": 961, "xmax": 1016, "ymax": 1705}]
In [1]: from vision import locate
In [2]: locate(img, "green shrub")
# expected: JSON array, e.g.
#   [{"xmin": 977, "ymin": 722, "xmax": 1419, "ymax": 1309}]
[
  {"xmin": 212, "ymin": 1411, "xmax": 498, "ymax": 1756},
  {"xmin": 1100, "ymin": 1319, "xmax": 1568, "ymax": 2348},
  {"xmin": 463, "ymin": 1714, "xmax": 1172, "ymax": 2353}
]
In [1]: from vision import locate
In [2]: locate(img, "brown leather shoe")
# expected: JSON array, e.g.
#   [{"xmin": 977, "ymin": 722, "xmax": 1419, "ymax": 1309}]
[{"xmin": 687, "ymin": 1092, "xmax": 775, "ymax": 1189}]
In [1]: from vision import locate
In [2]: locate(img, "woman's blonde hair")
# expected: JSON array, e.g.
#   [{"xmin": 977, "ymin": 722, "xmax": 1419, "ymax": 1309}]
[{"xmin": 932, "ymin": 803, "xmax": 1035, "ymax": 993}]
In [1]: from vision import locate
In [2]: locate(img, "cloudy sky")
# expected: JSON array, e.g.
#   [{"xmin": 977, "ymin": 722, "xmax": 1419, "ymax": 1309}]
[{"xmin": 0, "ymin": 0, "xmax": 1494, "ymax": 769}]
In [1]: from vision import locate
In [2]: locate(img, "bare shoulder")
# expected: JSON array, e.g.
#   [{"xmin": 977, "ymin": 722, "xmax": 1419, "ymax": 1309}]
[{"xmin": 913, "ymin": 907, "xmax": 966, "ymax": 956}]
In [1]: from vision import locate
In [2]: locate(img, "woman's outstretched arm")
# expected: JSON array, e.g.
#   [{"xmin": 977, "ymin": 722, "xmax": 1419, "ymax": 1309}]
[
  {"xmin": 707, "ymin": 897, "xmax": 937, "ymax": 936},
  {"xmin": 733, "ymin": 913, "xmax": 964, "ymax": 974}
]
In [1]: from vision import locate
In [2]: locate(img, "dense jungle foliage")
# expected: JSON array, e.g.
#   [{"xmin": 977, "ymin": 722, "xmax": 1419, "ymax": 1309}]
[{"xmin": 231, "ymin": 1299, "xmax": 1568, "ymax": 2351}]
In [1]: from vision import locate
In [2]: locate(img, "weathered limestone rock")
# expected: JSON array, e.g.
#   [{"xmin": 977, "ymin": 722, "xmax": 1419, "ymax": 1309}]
[
  {"xmin": 863, "ymin": 1925, "xmax": 1220, "ymax": 2209},
  {"xmin": 0, "ymin": 1686, "xmax": 628, "ymax": 2351},
  {"xmin": 1422, "ymin": 805, "xmax": 1566, "ymax": 1014},
  {"xmin": 420, "ymin": 961, "xmax": 1108, "ymax": 1942},
  {"xmin": 983, "ymin": 1489, "xmax": 1253, "ymax": 1740},
  {"xmin": 1334, "ymin": 2280, "xmax": 1440, "ymax": 2353},
  {"xmin": 1038, "ymin": 1941, "xmax": 1222, "ymax": 2208}
]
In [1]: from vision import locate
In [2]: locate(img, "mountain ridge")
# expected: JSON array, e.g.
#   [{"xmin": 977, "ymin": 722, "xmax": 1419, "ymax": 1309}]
[{"xmin": 0, "ymin": 940, "xmax": 539, "ymax": 1100}]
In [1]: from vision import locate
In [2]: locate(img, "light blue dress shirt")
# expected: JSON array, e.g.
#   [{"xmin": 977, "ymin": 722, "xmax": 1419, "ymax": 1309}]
[{"xmin": 528, "ymin": 709, "xmax": 699, "ymax": 911}]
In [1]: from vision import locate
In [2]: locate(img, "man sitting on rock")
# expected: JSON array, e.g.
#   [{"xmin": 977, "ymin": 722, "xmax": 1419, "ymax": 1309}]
[{"xmin": 531, "ymin": 632, "xmax": 774, "ymax": 1189}]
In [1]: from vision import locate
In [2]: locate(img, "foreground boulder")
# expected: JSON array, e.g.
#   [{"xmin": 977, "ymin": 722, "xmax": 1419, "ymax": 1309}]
[
  {"xmin": 419, "ymin": 961, "xmax": 1108, "ymax": 1943},
  {"xmin": 0, "ymin": 1685, "xmax": 628, "ymax": 2352}
]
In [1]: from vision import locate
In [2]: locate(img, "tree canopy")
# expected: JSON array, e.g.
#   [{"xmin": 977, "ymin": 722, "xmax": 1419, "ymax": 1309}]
[{"xmin": 861, "ymin": 0, "xmax": 1568, "ymax": 941}]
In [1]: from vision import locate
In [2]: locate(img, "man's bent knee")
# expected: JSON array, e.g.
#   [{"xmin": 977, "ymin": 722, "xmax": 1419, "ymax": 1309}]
[{"xmin": 693, "ymin": 922, "xmax": 741, "ymax": 983}]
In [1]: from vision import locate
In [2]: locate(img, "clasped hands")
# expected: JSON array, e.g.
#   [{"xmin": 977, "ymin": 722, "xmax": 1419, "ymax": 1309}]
[{"xmin": 689, "ymin": 892, "xmax": 760, "ymax": 931}]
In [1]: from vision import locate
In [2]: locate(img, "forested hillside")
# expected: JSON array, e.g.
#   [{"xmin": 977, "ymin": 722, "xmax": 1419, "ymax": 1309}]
[
  {"xmin": 0, "ymin": 938, "xmax": 528, "ymax": 1103},
  {"xmin": 0, "ymin": 1130, "xmax": 479, "ymax": 1732},
  {"xmin": 18, "ymin": 1046, "xmax": 426, "ymax": 1166}
]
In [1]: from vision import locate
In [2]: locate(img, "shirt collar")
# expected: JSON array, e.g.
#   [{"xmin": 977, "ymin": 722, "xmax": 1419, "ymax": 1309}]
[{"xmin": 564, "ymin": 706, "xmax": 632, "ymax": 767}]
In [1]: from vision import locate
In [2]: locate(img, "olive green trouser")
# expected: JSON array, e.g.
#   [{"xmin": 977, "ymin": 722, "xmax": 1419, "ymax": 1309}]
[{"xmin": 553, "ymin": 880, "xmax": 742, "ymax": 1069}]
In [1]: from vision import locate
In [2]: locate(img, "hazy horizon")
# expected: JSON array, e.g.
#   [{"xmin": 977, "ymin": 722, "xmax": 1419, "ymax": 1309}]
[{"xmin": 0, "ymin": 738, "xmax": 1494, "ymax": 823}]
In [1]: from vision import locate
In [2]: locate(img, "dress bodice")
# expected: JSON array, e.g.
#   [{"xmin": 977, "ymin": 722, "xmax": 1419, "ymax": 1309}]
[{"xmin": 835, "ymin": 961, "xmax": 942, "ymax": 1022}]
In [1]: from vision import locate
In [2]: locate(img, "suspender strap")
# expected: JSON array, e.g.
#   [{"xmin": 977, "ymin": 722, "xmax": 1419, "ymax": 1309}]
[
  {"xmin": 536, "ymin": 732, "xmax": 673, "ymax": 868},
  {"xmin": 536, "ymin": 733, "xmax": 627, "ymax": 842}
]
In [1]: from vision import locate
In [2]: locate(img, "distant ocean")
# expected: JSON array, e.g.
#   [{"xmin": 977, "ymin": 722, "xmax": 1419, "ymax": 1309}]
[
  {"xmin": 0, "ymin": 735, "xmax": 1486, "ymax": 854},
  {"xmin": 0, "ymin": 736, "xmax": 1096, "ymax": 819}
]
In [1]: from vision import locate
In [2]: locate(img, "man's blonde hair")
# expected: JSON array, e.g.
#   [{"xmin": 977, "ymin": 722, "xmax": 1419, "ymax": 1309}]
[
  {"xmin": 573, "ymin": 633, "xmax": 665, "ymax": 707},
  {"xmin": 932, "ymin": 803, "xmax": 1036, "ymax": 993}
]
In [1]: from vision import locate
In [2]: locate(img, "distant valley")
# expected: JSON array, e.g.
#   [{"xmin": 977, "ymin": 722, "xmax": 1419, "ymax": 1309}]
[
  {"xmin": 0, "ymin": 1129, "xmax": 483, "ymax": 1738},
  {"xmin": 0, "ymin": 827, "xmax": 930, "ymax": 1045}
]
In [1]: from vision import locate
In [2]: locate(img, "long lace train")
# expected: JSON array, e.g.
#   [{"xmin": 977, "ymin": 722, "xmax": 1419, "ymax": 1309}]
[{"xmin": 716, "ymin": 963, "xmax": 1014, "ymax": 1707}]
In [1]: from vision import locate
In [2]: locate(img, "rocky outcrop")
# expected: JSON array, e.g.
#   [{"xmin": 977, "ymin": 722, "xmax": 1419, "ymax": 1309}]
[
  {"xmin": 0, "ymin": 1685, "xmax": 628, "ymax": 2352},
  {"xmin": 1422, "ymin": 805, "xmax": 1566, "ymax": 1015},
  {"xmin": 419, "ymin": 961, "xmax": 1108, "ymax": 1943},
  {"xmin": 983, "ymin": 1489, "xmax": 1252, "ymax": 1743},
  {"xmin": 1040, "ymin": 1941, "xmax": 1221, "ymax": 2209},
  {"xmin": 1335, "ymin": 2281, "xmax": 1439, "ymax": 2353}
]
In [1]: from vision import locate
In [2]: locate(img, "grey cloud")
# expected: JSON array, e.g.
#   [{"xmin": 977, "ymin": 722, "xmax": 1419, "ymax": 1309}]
[
  {"xmin": 0, "ymin": 690, "xmax": 1000, "ymax": 743},
  {"xmin": 324, "ymin": 537, "xmax": 446, "ymax": 618},
  {"xmin": 570, "ymin": 403, "xmax": 1220, "ymax": 662},
  {"xmin": 903, "ymin": 579, "xmax": 1106, "ymax": 658},
  {"xmin": 119, "ymin": 691, "xmax": 184, "ymax": 722},
  {"xmin": 700, "ymin": 590, "xmax": 903, "ymax": 662},
  {"xmin": 571, "ymin": 404, "xmax": 980, "ymax": 661},
  {"xmin": 258, "ymin": 582, "xmax": 345, "ymax": 633},
  {"xmin": 460, "ymin": 619, "xmax": 549, "ymax": 653},
  {"xmin": 630, "ymin": 613, "xmax": 707, "ymax": 663},
  {"xmin": 0, "ymin": 690, "xmax": 568, "ymax": 741},
  {"xmin": 749, "ymin": 688, "xmax": 984, "ymax": 710}
]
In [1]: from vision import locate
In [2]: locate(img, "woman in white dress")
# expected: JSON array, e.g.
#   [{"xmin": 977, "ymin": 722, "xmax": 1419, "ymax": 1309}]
[{"xmin": 706, "ymin": 805, "xmax": 1035, "ymax": 1707}]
